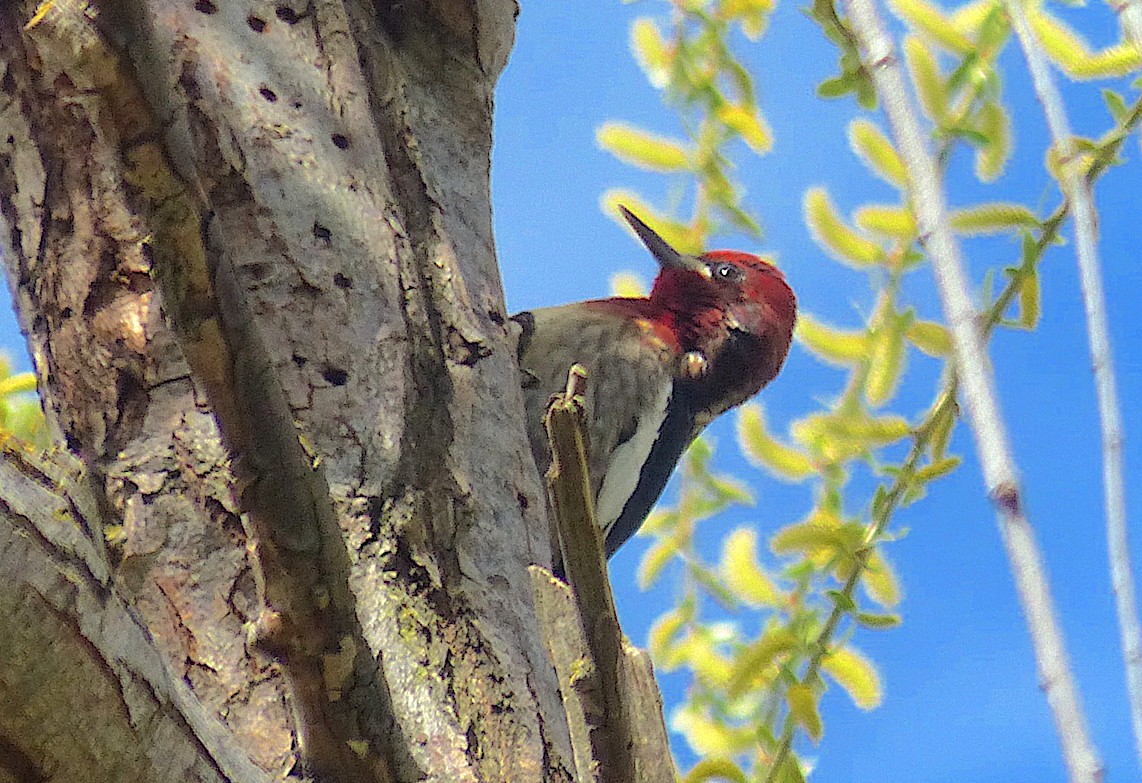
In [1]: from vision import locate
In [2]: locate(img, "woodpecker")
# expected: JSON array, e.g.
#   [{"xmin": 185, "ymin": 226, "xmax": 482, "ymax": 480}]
[{"xmin": 514, "ymin": 206, "xmax": 796, "ymax": 562}]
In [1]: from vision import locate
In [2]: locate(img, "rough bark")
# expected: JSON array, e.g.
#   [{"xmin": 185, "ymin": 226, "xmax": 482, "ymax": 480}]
[
  {"xmin": 0, "ymin": 0, "xmax": 585, "ymax": 780},
  {"xmin": 0, "ymin": 444, "xmax": 271, "ymax": 783}
]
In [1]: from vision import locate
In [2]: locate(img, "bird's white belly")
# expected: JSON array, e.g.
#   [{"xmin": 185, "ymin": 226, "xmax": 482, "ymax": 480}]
[{"xmin": 595, "ymin": 381, "xmax": 673, "ymax": 534}]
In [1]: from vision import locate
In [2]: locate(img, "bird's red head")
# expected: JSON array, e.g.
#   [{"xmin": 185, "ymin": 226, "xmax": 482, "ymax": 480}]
[{"xmin": 619, "ymin": 206, "xmax": 797, "ymax": 358}]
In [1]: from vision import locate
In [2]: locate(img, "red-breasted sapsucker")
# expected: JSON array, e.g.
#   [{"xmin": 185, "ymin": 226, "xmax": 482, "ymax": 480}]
[{"xmin": 514, "ymin": 206, "xmax": 796, "ymax": 562}]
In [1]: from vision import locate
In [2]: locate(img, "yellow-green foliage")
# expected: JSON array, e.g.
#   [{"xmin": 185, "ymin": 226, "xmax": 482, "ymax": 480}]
[
  {"xmin": 0, "ymin": 355, "xmax": 46, "ymax": 447},
  {"xmin": 603, "ymin": 0, "xmax": 1142, "ymax": 779}
]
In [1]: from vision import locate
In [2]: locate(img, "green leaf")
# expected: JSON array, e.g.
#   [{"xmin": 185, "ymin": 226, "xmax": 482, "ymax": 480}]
[
  {"xmin": 951, "ymin": 203, "xmax": 1040, "ymax": 235},
  {"xmin": 848, "ymin": 119, "xmax": 907, "ymax": 187},
  {"xmin": 597, "ymin": 122, "xmax": 691, "ymax": 171},
  {"xmin": 890, "ymin": 0, "xmax": 974, "ymax": 54},
  {"xmin": 817, "ymin": 74, "xmax": 856, "ymax": 99},
  {"xmin": 903, "ymin": 35, "xmax": 948, "ymax": 125},
  {"xmin": 773, "ymin": 756, "xmax": 807, "ymax": 783},
  {"xmin": 684, "ymin": 757, "xmax": 748, "ymax": 783},
  {"xmin": 717, "ymin": 104, "xmax": 773, "ymax": 153},
  {"xmin": 771, "ymin": 520, "xmax": 844, "ymax": 557},
  {"xmin": 865, "ymin": 318, "xmax": 908, "ymax": 406},
  {"xmin": 906, "ymin": 320, "xmax": 952, "ymax": 356},
  {"xmin": 856, "ymin": 76, "xmax": 878, "ymax": 110},
  {"xmin": 863, "ymin": 551, "xmax": 902, "ymax": 607},
  {"xmin": 737, "ymin": 405, "xmax": 815, "ymax": 480},
  {"xmin": 855, "ymin": 205, "xmax": 917, "ymax": 239},
  {"xmin": 720, "ymin": 527, "xmax": 782, "ymax": 607},
  {"xmin": 0, "ymin": 372, "xmax": 37, "ymax": 397},
  {"xmin": 786, "ymin": 683, "xmax": 823, "ymax": 742},
  {"xmin": 952, "ymin": 125, "xmax": 990, "ymax": 146},
  {"xmin": 1103, "ymin": 89, "xmax": 1129, "ymax": 123},
  {"xmin": 974, "ymin": 3, "xmax": 1011, "ymax": 53},
  {"xmin": 915, "ymin": 456, "xmax": 962, "ymax": 482},
  {"xmin": 927, "ymin": 398, "xmax": 956, "ymax": 460},
  {"xmin": 609, "ymin": 272, "xmax": 647, "ymax": 298},
  {"xmin": 854, "ymin": 611, "xmax": 903, "ymax": 629},
  {"xmin": 630, "ymin": 17, "xmax": 671, "ymax": 88},
  {"xmin": 804, "ymin": 187, "xmax": 883, "ymax": 267},
  {"xmin": 974, "ymin": 101, "xmax": 1011, "ymax": 182},
  {"xmin": 828, "ymin": 589, "xmax": 857, "ymax": 612},
  {"xmin": 796, "ymin": 315, "xmax": 868, "ymax": 366},
  {"xmin": 1019, "ymin": 269, "xmax": 1041, "ymax": 329},
  {"xmin": 1029, "ymin": 10, "xmax": 1142, "ymax": 79},
  {"xmin": 821, "ymin": 647, "xmax": 882, "ymax": 709},
  {"xmin": 638, "ymin": 538, "xmax": 679, "ymax": 589},
  {"xmin": 728, "ymin": 627, "xmax": 799, "ymax": 697}
]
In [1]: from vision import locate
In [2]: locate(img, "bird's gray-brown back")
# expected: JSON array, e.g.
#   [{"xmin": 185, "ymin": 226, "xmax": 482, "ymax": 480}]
[{"xmin": 514, "ymin": 304, "xmax": 682, "ymax": 532}]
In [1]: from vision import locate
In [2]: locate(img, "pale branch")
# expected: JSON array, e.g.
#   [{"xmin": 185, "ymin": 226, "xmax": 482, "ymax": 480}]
[
  {"xmin": 760, "ymin": 90, "xmax": 1142, "ymax": 777},
  {"xmin": 1109, "ymin": 0, "xmax": 1142, "ymax": 49},
  {"xmin": 838, "ymin": 0, "xmax": 1103, "ymax": 780},
  {"xmin": 1005, "ymin": 0, "xmax": 1142, "ymax": 769}
]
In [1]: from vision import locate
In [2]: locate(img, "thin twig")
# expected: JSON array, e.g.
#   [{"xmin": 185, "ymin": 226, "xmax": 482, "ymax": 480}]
[
  {"xmin": 763, "ymin": 243, "xmax": 1027, "ymax": 782},
  {"xmin": 1109, "ymin": 0, "xmax": 1142, "ymax": 49},
  {"xmin": 543, "ymin": 364, "xmax": 637, "ymax": 783},
  {"xmin": 1006, "ymin": 0, "xmax": 1142, "ymax": 770},
  {"xmin": 760, "ymin": 89, "xmax": 1142, "ymax": 782},
  {"xmin": 839, "ymin": 0, "xmax": 1103, "ymax": 780}
]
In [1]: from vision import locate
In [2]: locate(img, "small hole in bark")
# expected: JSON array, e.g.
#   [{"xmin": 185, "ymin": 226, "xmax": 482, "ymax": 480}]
[
  {"xmin": 322, "ymin": 366, "xmax": 348, "ymax": 386},
  {"xmin": 259, "ymin": 86, "xmax": 278, "ymax": 102},
  {"xmin": 60, "ymin": 307, "xmax": 73, "ymax": 319},
  {"xmin": 333, "ymin": 273, "xmax": 352, "ymax": 289},
  {"xmin": 331, "ymin": 133, "xmax": 349, "ymax": 150},
  {"xmin": 488, "ymin": 309, "xmax": 505, "ymax": 326},
  {"xmin": 275, "ymin": 5, "xmax": 300, "ymax": 23},
  {"xmin": 313, "ymin": 222, "xmax": 332, "ymax": 241},
  {"xmin": 5, "ymin": 135, "xmax": 13, "ymax": 145},
  {"xmin": 194, "ymin": 0, "xmax": 217, "ymax": 13},
  {"xmin": 517, "ymin": 492, "xmax": 530, "ymax": 510},
  {"xmin": 292, "ymin": 354, "xmax": 308, "ymax": 367},
  {"xmin": 247, "ymin": 15, "xmax": 266, "ymax": 32},
  {"xmin": 379, "ymin": 3, "xmax": 407, "ymax": 40},
  {"xmin": 246, "ymin": 262, "xmax": 272, "ymax": 281}
]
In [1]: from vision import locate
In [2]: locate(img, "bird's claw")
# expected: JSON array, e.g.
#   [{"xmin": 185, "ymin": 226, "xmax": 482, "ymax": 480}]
[{"xmin": 682, "ymin": 350, "xmax": 709, "ymax": 379}]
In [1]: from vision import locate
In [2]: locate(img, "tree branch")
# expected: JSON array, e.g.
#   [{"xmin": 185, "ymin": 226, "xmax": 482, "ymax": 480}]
[
  {"xmin": 540, "ymin": 365, "xmax": 675, "ymax": 783},
  {"xmin": 839, "ymin": 0, "xmax": 1103, "ymax": 779},
  {"xmin": 0, "ymin": 443, "xmax": 270, "ymax": 783},
  {"xmin": 1005, "ymin": 0, "xmax": 1141, "ymax": 771},
  {"xmin": 1108, "ymin": 0, "xmax": 1142, "ymax": 50}
]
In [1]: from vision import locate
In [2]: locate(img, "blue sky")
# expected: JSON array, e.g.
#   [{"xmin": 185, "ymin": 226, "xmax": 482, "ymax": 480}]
[
  {"xmin": 494, "ymin": 1, "xmax": 1141, "ymax": 781},
  {"xmin": 0, "ymin": 2, "xmax": 1135, "ymax": 780}
]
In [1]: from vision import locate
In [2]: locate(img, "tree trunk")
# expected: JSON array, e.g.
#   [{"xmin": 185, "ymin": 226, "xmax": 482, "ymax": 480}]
[{"xmin": 0, "ymin": 1, "xmax": 589, "ymax": 780}]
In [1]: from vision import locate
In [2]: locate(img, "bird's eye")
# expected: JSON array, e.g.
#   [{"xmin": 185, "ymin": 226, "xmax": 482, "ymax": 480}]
[{"xmin": 713, "ymin": 262, "xmax": 743, "ymax": 283}]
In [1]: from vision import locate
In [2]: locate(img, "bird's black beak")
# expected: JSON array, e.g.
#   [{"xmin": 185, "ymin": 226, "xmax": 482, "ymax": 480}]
[{"xmin": 619, "ymin": 205, "xmax": 711, "ymax": 279}]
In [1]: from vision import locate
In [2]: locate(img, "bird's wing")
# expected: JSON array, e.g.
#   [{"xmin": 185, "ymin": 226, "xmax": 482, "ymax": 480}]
[
  {"xmin": 514, "ymin": 304, "xmax": 681, "ymax": 533},
  {"xmin": 601, "ymin": 384, "xmax": 698, "ymax": 558}
]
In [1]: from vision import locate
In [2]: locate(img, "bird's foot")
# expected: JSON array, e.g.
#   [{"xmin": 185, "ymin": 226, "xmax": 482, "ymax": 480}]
[{"xmin": 682, "ymin": 350, "xmax": 709, "ymax": 379}]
